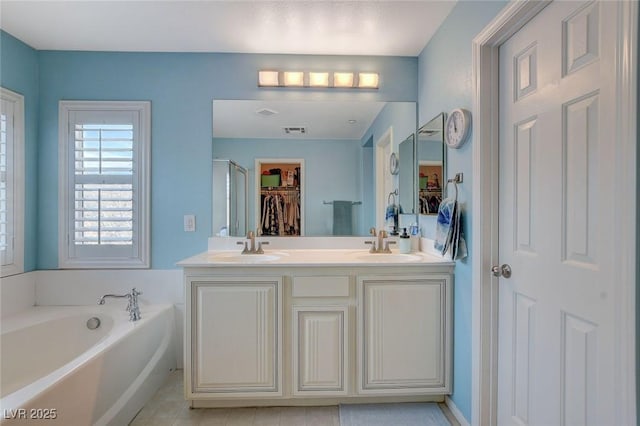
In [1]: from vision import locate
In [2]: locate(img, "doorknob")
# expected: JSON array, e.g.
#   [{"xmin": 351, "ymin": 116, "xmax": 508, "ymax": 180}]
[{"xmin": 491, "ymin": 264, "xmax": 512, "ymax": 278}]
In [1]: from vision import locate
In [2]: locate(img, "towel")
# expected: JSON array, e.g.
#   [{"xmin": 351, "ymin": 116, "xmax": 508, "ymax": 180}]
[
  {"xmin": 385, "ymin": 203, "xmax": 398, "ymax": 233},
  {"xmin": 434, "ymin": 198, "xmax": 456, "ymax": 255},
  {"xmin": 333, "ymin": 201, "xmax": 353, "ymax": 235},
  {"xmin": 434, "ymin": 197, "xmax": 467, "ymax": 260}
]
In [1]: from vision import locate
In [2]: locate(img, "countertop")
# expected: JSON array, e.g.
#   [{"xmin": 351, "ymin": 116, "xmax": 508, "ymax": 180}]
[{"xmin": 177, "ymin": 248, "xmax": 455, "ymax": 268}]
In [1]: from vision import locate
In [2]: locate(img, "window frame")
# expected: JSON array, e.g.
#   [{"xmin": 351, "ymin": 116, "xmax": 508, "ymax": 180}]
[
  {"xmin": 0, "ymin": 87, "xmax": 25, "ymax": 277},
  {"xmin": 58, "ymin": 100, "xmax": 151, "ymax": 268}
]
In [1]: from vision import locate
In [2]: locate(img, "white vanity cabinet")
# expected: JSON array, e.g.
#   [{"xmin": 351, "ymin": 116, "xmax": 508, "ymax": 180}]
[
  {"xmin": 357, "ymin": 274, "xmax": 451, "ymax": 394},
  {"xmin": 186, "ymin": 276, "xmax": 283, "ymax": 398},
  {"xmin": 181, "ymin": 256, "xmax": 453, "ymax": 407},
  {"xmin": 291, "ymin": 276, "xmax": 350, "ymax": 397}
]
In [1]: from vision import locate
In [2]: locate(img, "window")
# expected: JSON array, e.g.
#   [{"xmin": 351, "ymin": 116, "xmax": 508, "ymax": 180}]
[
  {"xmin": 59, "ymin": 101, "xmax": 150, "ymax": 268},
  {"xmin": 0, "ymin": 87, "xmax": 25, "ymax": 277}
]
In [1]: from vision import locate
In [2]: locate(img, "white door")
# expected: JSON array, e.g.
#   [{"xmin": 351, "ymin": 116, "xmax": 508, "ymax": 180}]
[
  {"xmin": 375, "ymin": 128, "xmax": 394, "ymax": 231},
  {"xmin": 498, "ymin": 1, "xmax": 617, "ymax": 424}
]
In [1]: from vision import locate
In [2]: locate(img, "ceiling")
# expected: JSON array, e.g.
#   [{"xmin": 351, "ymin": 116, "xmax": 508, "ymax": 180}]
[
  {"xmin": 212, "ymin": 100, "xmax": 388, "ymax": 140},
  {"xmin": 0, "ymin": 1, "xmax": 456, "ymax": 56}
]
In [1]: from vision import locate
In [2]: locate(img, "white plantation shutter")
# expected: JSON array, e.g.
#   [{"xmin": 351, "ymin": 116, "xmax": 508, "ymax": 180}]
[
  {"xmin": 0, "ymin": 88, "xmax": 24, "ymax": 277},
  {"xmin": 59, "ymin": 102, "xmax": 150, "ymax": 268},
  {"xmin": 0, "ymin": 100, "xmax": 14, "ymax": 266}
]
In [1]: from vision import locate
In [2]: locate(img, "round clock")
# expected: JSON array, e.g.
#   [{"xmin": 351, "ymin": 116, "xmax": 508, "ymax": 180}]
[
  {"xmin": 389, "ymin": 153, "xmax": 399, "ymax": 175},
  {"xmin": 445, "ymin": 108, "xmax": 472, "ymax": 149}
]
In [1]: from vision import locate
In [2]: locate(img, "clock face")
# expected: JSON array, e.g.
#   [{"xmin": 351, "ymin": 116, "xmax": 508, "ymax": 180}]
[{"xmin": 445, "ymin": 109, "xmax": 471, "ymax": 148}]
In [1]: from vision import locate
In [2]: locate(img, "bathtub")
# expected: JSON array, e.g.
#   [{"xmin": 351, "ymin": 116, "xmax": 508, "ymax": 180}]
[{"xmin": 0, "ymin": 304, "xmax": 176, "ymax": 425}]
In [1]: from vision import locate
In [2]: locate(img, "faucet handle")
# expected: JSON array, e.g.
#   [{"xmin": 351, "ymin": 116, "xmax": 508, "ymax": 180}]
[
  {"xmin": 365, "ymin": 240, "xmax": 377, "ymax": 253},
  {"xmin": 237, "ymin": 241, "xmax": 249, "ymax": 254},
  {"xmin": 383, "ymin": 240, "xmax": 396, "ymax": 253},
  {"xmin": 256, "ymin": 241, "xmax": 269, "ymax": 254},
  {"xmin": 131, "ymin": 288, "xmax": 142, "ymax": 296}
]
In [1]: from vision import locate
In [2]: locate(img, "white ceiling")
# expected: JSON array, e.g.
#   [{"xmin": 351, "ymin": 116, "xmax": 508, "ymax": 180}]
[
  {"xmin": 212, "ymin": 100, "xmax": 387, "ymax": 139},
  {"xmin": 0, "ymin": 1, "xmax": 456, "ymax": 56}
]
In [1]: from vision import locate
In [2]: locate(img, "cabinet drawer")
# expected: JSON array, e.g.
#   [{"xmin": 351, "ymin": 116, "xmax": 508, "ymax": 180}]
[{"xmin": 292, "ymin": 276, "xmax": 350, "ymax": 298}]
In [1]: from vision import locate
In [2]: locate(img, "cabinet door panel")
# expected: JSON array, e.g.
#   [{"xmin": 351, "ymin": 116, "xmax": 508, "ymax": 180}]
[
  {"xmin": 193, "ymin": 279, "xmax": 281, "ymax": 394},
  {"xmin": 293, "ymin": 307, "xmax": 348, "ymax": 396},
  {"xmin": 357, "ymin": 276, "xmax": 450, "ymax": 394}
]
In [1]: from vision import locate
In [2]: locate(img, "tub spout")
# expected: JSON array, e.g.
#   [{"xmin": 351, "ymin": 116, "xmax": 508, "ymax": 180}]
[{"xmin": 98, "ymin": 288, "xmax": 143, "ymax": 321}]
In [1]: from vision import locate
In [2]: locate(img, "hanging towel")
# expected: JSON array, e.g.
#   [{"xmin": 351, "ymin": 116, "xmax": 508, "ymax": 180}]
[
  {"xmin": 385, "ymin": 204, "xmax": 398, "ymax": 233},
  {"xmin": 434, "ymin": 197, "xmax": 467, "ymax": 260},
  {"xmin": 434, "ymin": 198, "xmax": 456, "ymax": 255},
  {"xmin": 333, "ymin": 201, "xmax": 353, "ymax": 235}
]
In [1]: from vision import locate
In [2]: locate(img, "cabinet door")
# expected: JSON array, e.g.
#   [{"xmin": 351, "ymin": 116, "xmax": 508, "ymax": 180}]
[
  {"xmin": 357, "ymin": 275, "xmax": 451, "ymax": 395},
  {"xmin": 191, "ymin": 277, "xmax": 282, "ymax": 396},
  {"xmin": 293, "ymin": 306, "xmax": 348, "ymax": 396}
]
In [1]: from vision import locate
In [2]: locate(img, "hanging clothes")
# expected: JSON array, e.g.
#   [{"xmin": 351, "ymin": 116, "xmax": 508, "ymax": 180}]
[{"xmin": 260, "ymin": 191, "xmax": 301, "ymax": 236}]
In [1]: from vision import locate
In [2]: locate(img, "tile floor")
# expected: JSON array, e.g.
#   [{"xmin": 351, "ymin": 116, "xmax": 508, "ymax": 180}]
[{"xmin": 129, "ymin": 370, "xmax": 458, "ymax": 426}]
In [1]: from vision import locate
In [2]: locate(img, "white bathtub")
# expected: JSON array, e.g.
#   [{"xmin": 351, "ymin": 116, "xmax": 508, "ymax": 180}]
[{"xmin": 0, "ymin": 304, "xmax": 176, "ymax": 425}]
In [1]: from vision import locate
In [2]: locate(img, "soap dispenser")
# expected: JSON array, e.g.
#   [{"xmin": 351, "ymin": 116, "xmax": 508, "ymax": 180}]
[{"xmin": 399, "ymin": 228, "xmax": 411, "ymax": 254}]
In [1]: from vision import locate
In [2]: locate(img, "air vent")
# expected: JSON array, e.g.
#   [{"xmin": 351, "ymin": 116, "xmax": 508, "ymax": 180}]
[
  {"xmin": 283, "ymin": 127, "xmax": 307, "ymax": 135},
  {"xmin": 256, "ymin": 108, "xmax": 278, "ymax": 117}
]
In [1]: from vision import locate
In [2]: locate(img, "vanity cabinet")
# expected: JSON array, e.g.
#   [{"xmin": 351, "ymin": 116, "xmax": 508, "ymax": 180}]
[
  {"xmin": 291, "ymin": 275, "xmax": 350, "ymax": 397},
  {"xmin": 186, "ymin": 276, "xmax": 283, "ymax": 398},
  {"xmin": 357, "ymin": 275, "xmax": 450, "ymax": 394},
  {"xmin": 182, "ymin": 261, "xmax": 452, "ymax": 407}
]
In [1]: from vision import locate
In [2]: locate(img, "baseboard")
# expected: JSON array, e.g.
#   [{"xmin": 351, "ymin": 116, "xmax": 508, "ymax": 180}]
[{"xmin": 445, "ymin": 396, "xmax": 470, "ymax": 426}]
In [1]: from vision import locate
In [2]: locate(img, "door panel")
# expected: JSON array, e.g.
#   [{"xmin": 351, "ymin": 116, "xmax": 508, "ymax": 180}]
[{"xmin": 498, "ymin": 1, "xmax": 616, "ymax": 424}]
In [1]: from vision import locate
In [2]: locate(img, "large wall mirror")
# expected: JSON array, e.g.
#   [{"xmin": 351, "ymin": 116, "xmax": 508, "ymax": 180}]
[
  {"xmin": 417, "ymin": 113, "xmax": 446, "ymax": 215},
  {"xmin": 212, "ymin": 100, "xmax": 416, "ymax": 237}
]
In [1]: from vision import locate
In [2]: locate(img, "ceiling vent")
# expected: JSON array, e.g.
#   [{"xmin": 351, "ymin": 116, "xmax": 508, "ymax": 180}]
[
  {"xmin": 256, "ymin": 108, "xmax": 278, "ymax": 117},
  {"xmin": 283, "ymin": 127, "xmax": 307, "ymax": 135}
]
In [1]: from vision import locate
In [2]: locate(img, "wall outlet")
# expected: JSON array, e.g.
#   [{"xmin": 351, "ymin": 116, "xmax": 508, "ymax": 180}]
[{"xmin": 184, "ymin": 215, "xmax": 196, "ymax": 232}]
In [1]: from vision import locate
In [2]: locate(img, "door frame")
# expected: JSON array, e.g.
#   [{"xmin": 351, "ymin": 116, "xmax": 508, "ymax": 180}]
[
  {"xmin": 374, "ymin": 126, "xmax": 394, "ymax": 231},
  {"xmin": 470, "ymin": 1, "xmax": 638, "ymax": 425}
]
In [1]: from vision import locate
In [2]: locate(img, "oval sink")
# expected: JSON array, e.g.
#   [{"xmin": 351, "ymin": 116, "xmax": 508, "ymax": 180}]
[
  {"xmin": 352, "ymin": 253, "xmax": 423, "ymax": 263},
  {"xmin": 208, "ymin": 253, "xmax": 281, "ymax": 263}
]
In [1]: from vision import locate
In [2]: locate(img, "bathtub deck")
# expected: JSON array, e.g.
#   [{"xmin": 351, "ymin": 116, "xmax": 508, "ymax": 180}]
[{"xmin": 130, "ymin": 370, "xmax": 458, "ymax": 426}]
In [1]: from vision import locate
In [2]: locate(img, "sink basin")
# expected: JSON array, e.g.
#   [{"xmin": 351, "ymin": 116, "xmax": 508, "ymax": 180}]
[
  {"xmin": 207, "ymin": 252, "xmax": 282, "ymax": 263},
  {"xmin": 351, "ymin": 252, "xmax": 423, "ymax": 263}
]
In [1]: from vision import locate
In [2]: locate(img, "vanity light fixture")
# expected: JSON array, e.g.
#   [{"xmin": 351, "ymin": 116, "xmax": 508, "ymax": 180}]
[
  {"xmin": 257, "ymin": 70, "xmax": 378, "ymax": 89},
  {"xmin": 283, "ymin": 71, "xmax": 304, "ymax": 87},
  {"xmin": 308, "ymin": 72, "xmax": 329, "ymax": 87},
  {"xmin": 358, "ymin": 72, "xmax": 379, "ymax": 89},
  {"xmin": 333, "ymin": 72, "xmax": 354, "ymax": 88},
  {"xmin": 258, "ymin": 70, "xmax": 279, "ymax": 87}
]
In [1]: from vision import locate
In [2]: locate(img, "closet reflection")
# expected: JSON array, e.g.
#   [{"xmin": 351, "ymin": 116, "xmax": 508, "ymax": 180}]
[{"xmin": 257, "ymin": 159, "xmax": 302, "ymax": 236}]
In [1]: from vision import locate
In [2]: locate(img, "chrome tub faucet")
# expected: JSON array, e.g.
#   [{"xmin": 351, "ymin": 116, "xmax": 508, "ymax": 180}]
[{"xmin": 98, "ymin": 288, "xmax": 143, "ymax": 321}]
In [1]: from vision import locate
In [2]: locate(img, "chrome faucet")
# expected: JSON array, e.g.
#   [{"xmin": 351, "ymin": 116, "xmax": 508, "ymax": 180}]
[
  {"xmin": 365, "ymin": 227, "xmax": 396, "ymax": 253},
  {"xmin": 237, "ymin": 230, "xmax": 269, "ymax": 254},
  {"xmin": 98, "ymin": 288, "xmax": 142, "ymax": 321}
]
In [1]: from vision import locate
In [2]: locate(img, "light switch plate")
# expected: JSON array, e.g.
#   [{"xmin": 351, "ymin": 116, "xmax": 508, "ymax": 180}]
[{"xmin": 184, "ymin": 215, "xmax": 196, "ymax": 232}]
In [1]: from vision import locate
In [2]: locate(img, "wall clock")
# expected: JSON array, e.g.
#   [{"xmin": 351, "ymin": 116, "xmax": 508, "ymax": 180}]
[
  {"xmin": 445, "ymin": 108, "xmax": 472, "ymax": 149},
  {"xmin": 389, "ymin": 153, "xmax": 399, "ymax": 175}
]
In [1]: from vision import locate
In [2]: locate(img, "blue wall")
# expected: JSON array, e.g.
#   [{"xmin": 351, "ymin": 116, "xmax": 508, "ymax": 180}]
[
  {"xmin": 360, "ymin": 102, "xmax": 417, "ymax": 228},
  {"xmin": 213, "ymin": 137, "xmax": 365, "ymax": 236},
  {"xmin": 0, "ymin": 32, "xmax": 39, "ymax": 273},
  {"xmin": 30, "ymin": 51, "xmax": 417, "ymax": 269},
  {"xmin": 417, "ymin": 1, "xmax": 507, "ymax": 422}
]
